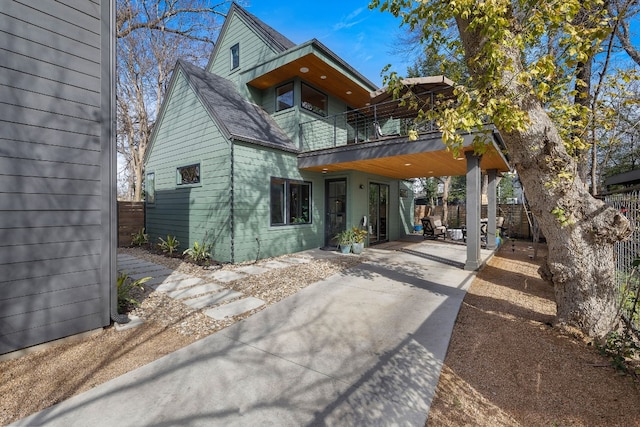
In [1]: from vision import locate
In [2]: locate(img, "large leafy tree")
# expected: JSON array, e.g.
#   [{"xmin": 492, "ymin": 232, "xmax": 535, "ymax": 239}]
[
  {"xmin": 116, "ymin": 0, "xmax": 229, "ymax": 200},
  {"xmin": 372, "ymin": 0, "xmax": 635, "ymax": 338}
]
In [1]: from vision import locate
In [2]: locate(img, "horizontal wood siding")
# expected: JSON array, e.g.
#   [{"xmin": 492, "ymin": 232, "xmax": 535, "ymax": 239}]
[
  {"xmin": 208, "ymin": 13, "xmax": 279, "ymax": 83},
  {"xmin": 145, "ymin": 71, "xmax": 232, "ymax": 262},
  {"xmin": 232, "ymin": 142, "xmax": 323, "ymax": 262},
  {"xmin": 0, "ymin": 0, "xmax": 113, "ymax": 354}
]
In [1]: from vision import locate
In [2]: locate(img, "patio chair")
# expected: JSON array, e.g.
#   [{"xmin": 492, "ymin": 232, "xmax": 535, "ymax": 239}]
[{"xmin": 421, "ymin": 216, "xmax": 447, "ymax": 240}]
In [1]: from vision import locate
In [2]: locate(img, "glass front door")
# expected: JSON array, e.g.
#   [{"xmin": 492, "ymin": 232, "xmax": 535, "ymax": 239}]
[
  {"xmin": 369, "ymin": 183, "xmax": 389, "ymax": 244},
  {"xmin": 325, "ymin": 179, "xmax": 347, "ymax": 247}
]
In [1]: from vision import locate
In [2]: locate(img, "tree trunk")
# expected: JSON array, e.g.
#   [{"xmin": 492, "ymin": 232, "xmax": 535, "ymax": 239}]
[{"xmin": 456, "ymin": 18, "xmax": 632, "ymax": 338}]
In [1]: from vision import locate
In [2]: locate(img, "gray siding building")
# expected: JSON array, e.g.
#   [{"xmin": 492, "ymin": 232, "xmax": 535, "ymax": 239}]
[{"xmin": 0, "ymin": 0, "xmax": 115, "ymax": 354}]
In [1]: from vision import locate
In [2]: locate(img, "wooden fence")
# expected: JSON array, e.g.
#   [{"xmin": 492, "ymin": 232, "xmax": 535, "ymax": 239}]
[
  {"xmin": 118, "ymin": 201, "xmax": 145, "ymax": 247},
  {"xmin": 414, "ymin": 203, "xmax": 534, "ymax": 239}
]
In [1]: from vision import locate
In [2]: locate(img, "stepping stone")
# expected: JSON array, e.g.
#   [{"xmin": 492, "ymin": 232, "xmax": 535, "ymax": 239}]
[
  {"xmin": 121, "ymin": 262, "xmax": 168, "ymax": 274},
  {"xmin": 204, "ymin": 297, "xmax": 265, "ymax": 320},
  {"xmin": 168, "ymin": 282, "xmax": 223, "ymax": 300},
  {"xmin": 145, "ymin": 272, "xmax": 192, "ymax": 287},
  {"xmin": 259, "ymin": 260, "xmax": 290, "ymax": 269},
  {"xmin": 129, "ymin": 268, "xmax": 175, "ymax": 281},
  {"xmin": 282, "ymin": 257, "xmax": 311, "ymax": 264},
  {"xmin": 206, "ymin": 270, "xmax": 246, "ymax": 283},
  {"xmin": 184, "ymin": 289, "xmax": 243, "ymax": 309},
  {"xmin": 155, "ymin": 277, "xmax": 205, "ymax": 292},
  {"xmin": 236, "ymin": 265, "xmax": 270, "ymax": 275},
  {"xmin": 117, "ymin": 254, "xmax": 137, "ymax": 262}
]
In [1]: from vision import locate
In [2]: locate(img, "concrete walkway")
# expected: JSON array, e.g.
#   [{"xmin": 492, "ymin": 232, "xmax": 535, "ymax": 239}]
[{"xmin": 14, "ymin": 239, "xmax": 493, "ymax": 426}]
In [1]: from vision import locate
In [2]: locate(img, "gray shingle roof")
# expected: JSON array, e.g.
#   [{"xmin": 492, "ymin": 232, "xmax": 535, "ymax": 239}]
[{"xmin": 178, "ymin": 60, "xmax": 297, "ymax": 152}]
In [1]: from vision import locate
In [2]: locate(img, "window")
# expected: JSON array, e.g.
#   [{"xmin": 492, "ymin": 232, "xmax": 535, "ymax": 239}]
[
  {"xmin": 230, "ymin": 43, "xmax": 239, "ymax": 70},
  {"xmin": 276, "ymin": 82, "xmax": 294, "ymax": 112},
  {"xmin": 146, "ymin": 172, "xmax": 155, "ymax": 204},
  {"xmin": 177, "ymin": 163, "xmax": 200, "ymax": 186},
  {"xmin": 270, "ymin": 177, "xmax": 311, "ymax": 226},
  {"xmin": 301, "ymin": 82, "xmax": 327, "ymax": 116}
]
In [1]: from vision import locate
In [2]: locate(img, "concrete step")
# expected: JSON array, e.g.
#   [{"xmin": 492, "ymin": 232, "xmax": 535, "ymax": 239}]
[
  {"xmin": 155, "ymin": 277, "xmax": 206, "ymax": 293},
  {"xmin": 184, "ymin": 289, "xmax": 243, "ymax": 310},
  {"xmin": 203, "ymin": 297, "xmax": 265, "ymax": 320},
  {"xmin": 168, "ymin": 282, "xmax": 223, "ymax": 300}
]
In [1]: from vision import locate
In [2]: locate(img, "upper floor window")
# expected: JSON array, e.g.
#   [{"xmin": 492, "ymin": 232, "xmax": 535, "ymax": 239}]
[
  {"xmin": 301, "ymin": 83, "xmax": 327, "ymax": 116},
  {"xmin": 276, "ymin": 82, "xmax": 294, "ymax": 112},
  {"xmin": 177, "ymin": 163, "xmax": 200, "ymax": 186},
  {"xmin": 270, "ymin": 177, "xmax": 311, "ymax": 225},
  {"xmin": 230, "ymin": 43, "xmax": 240, "ymax": 70}
]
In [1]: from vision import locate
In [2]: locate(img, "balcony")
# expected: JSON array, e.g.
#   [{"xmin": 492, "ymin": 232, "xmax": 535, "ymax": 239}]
[
  {"xmin": 299, "ymin": 96, "xmax": 438, "ymax": 153},
  {"xmin": 297, "ymin": 77, "xmax": 510, "ymax": 180}
]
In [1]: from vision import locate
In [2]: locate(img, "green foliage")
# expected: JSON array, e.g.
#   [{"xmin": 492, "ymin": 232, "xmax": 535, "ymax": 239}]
[
  {"xmin": 335, "ymin": 228, "xmax": 356, "ymax": 246},
  {"xmin": 596, "ymin": 256, "xmax": 640, "ymax": 374},
  {"xmin": 596, "ymin": 328, "xmax": 640, "ymax": 374},
  {"xmin": 551, "ymin": 206, "xmax": 574, "ymax": 227},
  {"xmin": 131, "ymin": 227, "xmax": 148, "ymax": 246},
  {"xmin": 351, "ymin": 227, "xmax": 368, "ymax": 243},
  {"xmin": 183, "ymin": 240, "xmax": 212, "ymax": 264},
  {"xmin": 157, "ymin": 234, "xmax": 180, "ymax": 256},
  {"xmin": 371, "ymin": 0, "xmax": 612, "ymax": 158},
  {"xmin": 116, "ymin": 272, "xmax": 150, "ymax": 313}
]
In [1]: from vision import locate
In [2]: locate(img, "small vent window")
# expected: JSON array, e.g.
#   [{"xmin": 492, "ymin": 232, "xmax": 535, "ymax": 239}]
[{"xmin": 177, "ymin": 163, "xmax": 200, "ymax": 186}]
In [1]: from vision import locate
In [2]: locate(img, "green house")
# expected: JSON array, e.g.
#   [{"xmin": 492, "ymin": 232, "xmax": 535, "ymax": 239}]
[{"xmin": 144, "ymin": 3, "xmax": 510, "ymax": 265}]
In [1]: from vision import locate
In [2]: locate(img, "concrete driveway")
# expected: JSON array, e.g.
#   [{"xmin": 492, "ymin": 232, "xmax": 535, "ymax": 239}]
[{"xmin": 14, "ymin": 239, "xmax": 493, "ymax": 426}]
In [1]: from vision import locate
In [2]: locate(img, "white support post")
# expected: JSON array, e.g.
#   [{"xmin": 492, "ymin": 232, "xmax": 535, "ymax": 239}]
[
  {"xmin": 465, "ymin": 152, "xmax": 482, "ymax": 270},
  {"xmin": 486, "ymin": 169, "xmax": 498, "ymax": 250}
]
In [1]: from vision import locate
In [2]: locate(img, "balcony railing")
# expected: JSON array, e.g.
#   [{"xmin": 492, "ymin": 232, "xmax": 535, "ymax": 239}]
[{"xmin": 298, "ymin": 97, "xmax": 438, "ymax": 152}]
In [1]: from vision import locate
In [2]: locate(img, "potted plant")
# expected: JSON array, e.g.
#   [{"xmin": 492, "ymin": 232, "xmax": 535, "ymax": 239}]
[
  {"xmin": 351, "ymin": 227, "xmax": 368, "ymax": 254},
  {"xmin": 335, "ymin": 228, "xmax": 355, "ymax": 254}
]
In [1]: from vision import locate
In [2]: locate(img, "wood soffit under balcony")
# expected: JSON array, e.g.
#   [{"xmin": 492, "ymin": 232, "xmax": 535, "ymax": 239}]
[
  {"xmin": 298, "ymin": 133, "xmax": 510, "ymax": 180},
  {"xmin": 246, "ymin": 53, "xmax": 372, "ymax": 107}
]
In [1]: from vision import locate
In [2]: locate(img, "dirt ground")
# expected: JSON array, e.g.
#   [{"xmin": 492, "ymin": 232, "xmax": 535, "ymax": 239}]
[
  {"xmin": 427, "ymin": 241, "xmax": 640, "ymax": 426},
  {"xmin": 2, "ymin": 241, "xmax": 640, "ymax": 426}
]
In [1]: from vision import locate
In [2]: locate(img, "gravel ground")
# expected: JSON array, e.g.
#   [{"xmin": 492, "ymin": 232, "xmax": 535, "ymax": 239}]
[{"xmin": 0, "ymin": 247, "xmax": 363, "ymax": 425}]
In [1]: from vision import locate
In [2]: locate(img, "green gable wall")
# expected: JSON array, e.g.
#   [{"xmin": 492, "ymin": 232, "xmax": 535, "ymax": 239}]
[
  {"xmin": 145, "ymin": 70, "xmax": 232, "ymax": 262},
  {"xmin": 208, "ymin": 12, "xmax": 280, "ymax": 90}
]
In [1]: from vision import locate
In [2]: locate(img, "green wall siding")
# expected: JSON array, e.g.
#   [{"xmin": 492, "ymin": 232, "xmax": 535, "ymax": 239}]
[
  {"xmin": 145, "ymin": 71, "xmax": 232, "ymax": 262},
  {"xmin": 208, "ymin": 13, "xmax": 279, "ymax": 90},
  {"xmin": 232, "ymin": 142, "xmax": 324, "ymax": 262}
]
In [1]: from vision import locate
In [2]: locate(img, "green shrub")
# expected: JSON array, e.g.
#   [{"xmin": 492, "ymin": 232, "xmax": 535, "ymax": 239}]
[
  {"xmin": 596, "ymin": 327, "xmax": 640, "ymax": 374},
  {"xmin": 131, "ymin": 228, "xmax": 149, "ymax": 246},
  {"xmin": 183, "ymin": 240, "xmax": 212, "ymax": 265},
  {"xmin": 116, "ymin": 272, "xmax": 150, "ymax": 313},
  {"xmin": 158, "ymin": 234, "xmax": 180, "ymax": 256}
]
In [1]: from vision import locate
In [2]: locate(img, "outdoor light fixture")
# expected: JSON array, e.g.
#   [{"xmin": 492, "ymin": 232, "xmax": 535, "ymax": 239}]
[
  {"xmin": 346, "ymin": 90, "xmax": 352, "ymax": 95},
  {"xmin": 359, "ymin": 184, "xmax": 364, "ymax": 189},
  {"xmin": 299, "ymin": 67, "xmax": 309, "ymax": 73},
  {"xmin": 320, "ymin": 75, "xmax": 327, "ymax": 79}
]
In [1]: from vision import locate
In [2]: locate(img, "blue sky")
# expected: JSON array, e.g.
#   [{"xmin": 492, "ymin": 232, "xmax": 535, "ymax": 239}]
[{"xmin": 244, "ymin": 1, "xmax": 414, "ymax": 87}]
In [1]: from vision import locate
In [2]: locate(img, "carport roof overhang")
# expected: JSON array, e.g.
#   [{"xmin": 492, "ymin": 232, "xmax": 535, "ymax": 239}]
[{"xmin": 297, "ymin": 129, "xmax": 510, "ymax": 179}]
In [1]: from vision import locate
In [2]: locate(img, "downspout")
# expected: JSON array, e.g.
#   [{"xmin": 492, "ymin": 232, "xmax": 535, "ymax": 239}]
[
  {"xmin": 107, "ymin": 0, "xmax": 128, "ymax": 324},
  {"xmin": 230, "ymin": 138, "xmax": 235, "ymax": 264}
]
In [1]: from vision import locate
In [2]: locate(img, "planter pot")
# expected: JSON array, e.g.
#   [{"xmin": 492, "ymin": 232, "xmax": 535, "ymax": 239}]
[
  {"xmin": 352, "ymin": 242, "xmax": 364, "ymax": 254},
  {"xmin": 339, "ymin": 244, "xmax": 352, "ymax": 254}
]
